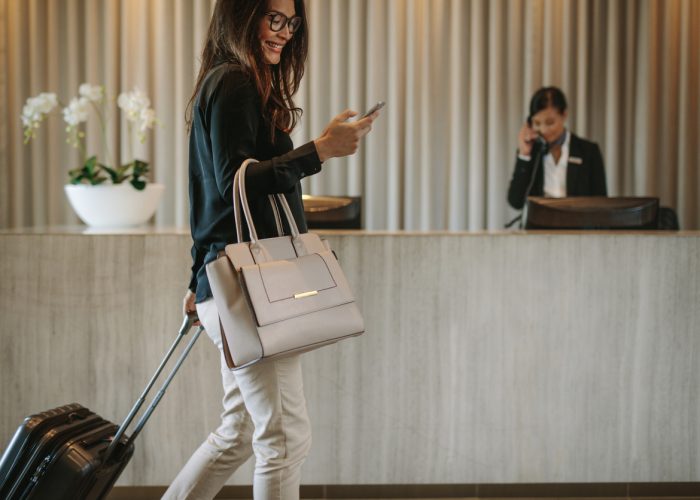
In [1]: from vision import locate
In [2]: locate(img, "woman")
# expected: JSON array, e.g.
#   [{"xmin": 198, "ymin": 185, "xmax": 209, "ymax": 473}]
[
  {"xmin": 507, "ymin": 86, "xmax": 607, "ymax": 210},
  {"xmin": 164, "ymin": 1, "xmax": 379, "ymax": 498}
]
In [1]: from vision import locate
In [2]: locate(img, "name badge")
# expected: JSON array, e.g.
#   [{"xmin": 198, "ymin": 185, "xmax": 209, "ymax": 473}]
[{"xmin": 569, "ymin": 156, "xmax": 583, "ymax": 165}]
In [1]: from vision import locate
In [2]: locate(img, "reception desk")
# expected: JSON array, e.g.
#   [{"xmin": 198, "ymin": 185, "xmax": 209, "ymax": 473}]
[{"xmin": 0, "ymin": 228, "xmax": 698, "ymax": 487}]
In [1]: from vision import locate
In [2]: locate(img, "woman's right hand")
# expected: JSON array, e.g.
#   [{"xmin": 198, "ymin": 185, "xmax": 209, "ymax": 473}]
[
  {"xmin": 183, "ymin": 289, "xmax": 201, "ymax": 326},
  {"xmin": 518, "ymin": 122, "xmax": 539, "ymax": 157},
  {"xmin": 314, "ymin": 109, "xmax": 379, "ymax": 162}
]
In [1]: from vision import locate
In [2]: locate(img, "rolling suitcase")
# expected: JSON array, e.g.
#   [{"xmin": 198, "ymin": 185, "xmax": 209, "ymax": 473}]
[{"xmin": 0, "ymin": 314, "xmax": 203, "ymax": 500}]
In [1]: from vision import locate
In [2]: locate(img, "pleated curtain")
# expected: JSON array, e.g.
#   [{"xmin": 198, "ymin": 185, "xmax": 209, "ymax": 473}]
[{"xmin": 1, "ymin": 0, "xmax": 698, "ymax": 230}]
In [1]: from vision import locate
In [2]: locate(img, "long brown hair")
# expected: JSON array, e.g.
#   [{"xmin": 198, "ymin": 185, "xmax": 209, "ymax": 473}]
[{"xmin": 185, "ymin": 0, "xmax": 308, "ymax": 136}]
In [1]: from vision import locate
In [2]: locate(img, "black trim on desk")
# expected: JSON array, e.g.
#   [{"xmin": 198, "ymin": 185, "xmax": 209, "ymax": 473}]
[{"xmin": 108, "ymin": 482, "xmax": 700, "ymax": 499}]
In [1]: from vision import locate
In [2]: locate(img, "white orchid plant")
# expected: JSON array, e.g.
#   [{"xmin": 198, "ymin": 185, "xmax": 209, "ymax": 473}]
[{"xmin": 22, "ymin": 84, "xmax": 158, "ymax": 190}]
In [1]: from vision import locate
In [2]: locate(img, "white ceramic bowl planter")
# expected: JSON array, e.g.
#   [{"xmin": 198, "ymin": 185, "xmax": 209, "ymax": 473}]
[{"xmin": 65, "ymin": 183, "xmax": 165, "ymax": 228}]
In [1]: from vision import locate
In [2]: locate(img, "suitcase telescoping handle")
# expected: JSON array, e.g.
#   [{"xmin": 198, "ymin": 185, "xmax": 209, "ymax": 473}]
[{"xmin": 103, "ymin": 313, "xmax": 203, "ymax": 463}]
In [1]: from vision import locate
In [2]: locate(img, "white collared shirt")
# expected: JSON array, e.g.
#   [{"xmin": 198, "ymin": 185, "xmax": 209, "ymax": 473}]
[{"xmin": 542, "ymin": 130, "xmax": 571, "ymax": 198}]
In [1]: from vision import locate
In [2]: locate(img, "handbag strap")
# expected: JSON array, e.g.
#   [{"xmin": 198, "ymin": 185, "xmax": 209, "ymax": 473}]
[
  {"xmin": 232, "ymin": 160, "xmax": 285, "ymax": 241},
  {"xmin": 233, "ymin": 165, "xmax": 244, "ymax": 242},
  {"xmin": 270, "ymin": 195, "xmax": 284, "ymax": 236},
  {"xmin": 233, "ymin": 159, "xmax": 301, "ymax": 244}
]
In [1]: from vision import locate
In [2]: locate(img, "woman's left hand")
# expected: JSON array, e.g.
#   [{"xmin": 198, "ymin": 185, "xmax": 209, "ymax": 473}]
[{"xmin": 314, "ymin": 109, "xmax": 379, "ymax": 162}]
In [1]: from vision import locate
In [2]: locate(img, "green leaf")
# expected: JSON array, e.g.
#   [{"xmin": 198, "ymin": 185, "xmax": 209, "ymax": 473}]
[
  {"xmin": 100, "ymin": 164, "xmax": 119, "ymax": 183},
  {"xmin": 67, "ymin": 167, "xmax": 83, "ymax": 182},
  {"xmin": 67, "ymin": 156, "xmax": 110, "ymax": 185},
  {"xmin": 91, "ymin": 177, "xmax": 107, "ymax": 185},
  {"xmin": 84, "ymin": 156, "xmax": 98, "ymax": 176},
  {"xmin": 132, "ymin": 159, "xmax": 150, "ymax": 177},
  {"xmin": 127, "ymin": 159, "xmax": 150, "ymax": 190}
]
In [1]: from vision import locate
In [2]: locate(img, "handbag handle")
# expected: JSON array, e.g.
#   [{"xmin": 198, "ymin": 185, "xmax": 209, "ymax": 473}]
[
  {"xmin": 233, "ymin": 159, "xmax": 301, "ymax": 244},
  {"xmin": 270, "ymin": 196, "xmax": 284, "ymax": 236},
  {"xmin": 232, "ymin": 160, "xmax": 285, "ymax": 242}
]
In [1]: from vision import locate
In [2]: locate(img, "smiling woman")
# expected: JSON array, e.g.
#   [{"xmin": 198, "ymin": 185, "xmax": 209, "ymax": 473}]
[
  {"xmin": 258, "ymin": 2, "xmax": 304, "ymax": 65},
  {"xmin": 163, "ymin": 0, "xmax": 381, "ymax": 499}
]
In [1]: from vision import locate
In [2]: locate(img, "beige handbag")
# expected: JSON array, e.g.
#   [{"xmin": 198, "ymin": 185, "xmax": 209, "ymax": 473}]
[{"xmin": 205, "ymin": 159, "xmax": 365, "ymax": 370}]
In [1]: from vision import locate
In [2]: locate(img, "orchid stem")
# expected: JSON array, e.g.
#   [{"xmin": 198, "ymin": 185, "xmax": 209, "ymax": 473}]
[
  {"xmin": 127, "ymin": 121, "xmax": 133, "ymax": 168},
  {"xmin": 90, "ymin": 99, "xmax": 114, "ymax": 169}
]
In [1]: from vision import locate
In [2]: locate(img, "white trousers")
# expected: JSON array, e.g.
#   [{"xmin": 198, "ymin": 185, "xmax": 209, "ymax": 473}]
[{"xmin": 162, "ymin": 299, "xmax": 312, "ymax": 500}]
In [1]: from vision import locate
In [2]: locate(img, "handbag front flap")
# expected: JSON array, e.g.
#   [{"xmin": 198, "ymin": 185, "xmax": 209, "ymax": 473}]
[
  {"xmin": 225, "ymin": 233, "xmax": 328, "ymax": 271},
  {"xmin": 240, "ymin": 250, "xmax": 355, "ymax": 326}
]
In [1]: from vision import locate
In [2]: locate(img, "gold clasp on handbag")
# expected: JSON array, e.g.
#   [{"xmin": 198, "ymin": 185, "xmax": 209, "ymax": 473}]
[{"xmin": 294, "ymin": 290, "xmax": 318, "ymax": 299}]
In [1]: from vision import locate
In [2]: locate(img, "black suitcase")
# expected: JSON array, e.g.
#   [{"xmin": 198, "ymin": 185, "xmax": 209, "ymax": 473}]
[{"xmin": 0, "ymin": 314, "xmax": 202, "ymax": 500}]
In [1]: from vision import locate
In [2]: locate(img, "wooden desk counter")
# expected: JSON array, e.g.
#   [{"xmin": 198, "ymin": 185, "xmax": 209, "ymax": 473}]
[{"xmin": 1, "ymin": 228, "xmax": 698, "ymax": 485}]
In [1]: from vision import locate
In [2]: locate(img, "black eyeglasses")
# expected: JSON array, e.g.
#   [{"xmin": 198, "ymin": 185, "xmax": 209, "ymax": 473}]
[{"xmin": 265, "ymin": 11, "xmax": 303, "ymax": 34}]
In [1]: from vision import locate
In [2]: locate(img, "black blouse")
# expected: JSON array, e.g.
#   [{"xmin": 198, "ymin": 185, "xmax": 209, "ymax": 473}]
[{"xmin": 188, "ymin": 62, "xmax": 322, "ymax": 303}]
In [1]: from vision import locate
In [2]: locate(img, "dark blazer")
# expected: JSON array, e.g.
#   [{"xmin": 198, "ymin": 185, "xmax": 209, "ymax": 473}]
[
  {"xmin": 188, "ymin": 62, "xmax": 323, "ymax": 303},
  {"xmin": 507, "ymin": 133, "xmax": 607, "ymax": 210}
]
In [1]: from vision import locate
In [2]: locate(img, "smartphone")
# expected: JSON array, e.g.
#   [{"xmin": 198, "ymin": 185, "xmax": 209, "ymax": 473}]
[{"xmin": 361, "ymin": 101, "xmax": 385, "ymax": 118}]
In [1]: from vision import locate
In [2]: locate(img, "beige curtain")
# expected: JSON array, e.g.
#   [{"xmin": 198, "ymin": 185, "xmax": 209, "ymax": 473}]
[{"xmin": 2, "ymin": 0, "xmax": 699, "ymax": 230}]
